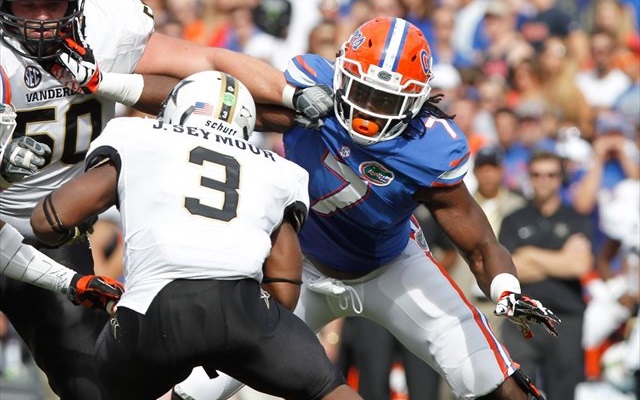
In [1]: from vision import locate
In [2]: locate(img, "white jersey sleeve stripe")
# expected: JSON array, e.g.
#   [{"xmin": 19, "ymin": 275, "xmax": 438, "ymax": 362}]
[{"xmin": 284, "ymin": 59, "xmax": 318, "ymax": 87}]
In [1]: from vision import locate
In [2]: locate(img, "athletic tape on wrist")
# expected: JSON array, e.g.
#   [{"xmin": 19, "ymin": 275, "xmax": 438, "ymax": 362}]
[
  {"xmin": 98, "ymin": 72, "xmax": 144, "ymax": 107},
  {"xmin": 281, "ymin": 84, "xmax": 296, "ymax": 110},
  {"xmin": 490, "ymin": 273, "xmax": 521, "ymax": 303},
  {"xmin": 0, "ymin": 223, "xmax": 76, "ymax": 293}
]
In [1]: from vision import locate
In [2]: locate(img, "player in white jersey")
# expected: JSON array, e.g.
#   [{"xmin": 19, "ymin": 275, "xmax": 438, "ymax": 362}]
[
  {"xmin": 30, "ymin": 70, "xmax": 363, "ymax": 400},
  {"xmin": 0, "ymin": 2, "xmax": 161, "ymax": 398},
  {"xmin": 0, "ymin": 65, "xmax": 124, "ymax": 339},
  {"xmin": 0, "ymin": 0, "xmax": 157, "ymax": 233},
  {"xmin": 0, "ymin": 0, "xmax": 330, "ymax": 237},
  {"xmin": 0, "ymin": 1, "xmax": 331, "ymax": 398}
]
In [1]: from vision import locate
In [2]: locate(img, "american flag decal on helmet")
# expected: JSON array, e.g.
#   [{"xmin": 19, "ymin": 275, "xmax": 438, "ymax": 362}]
[{"xmin": 193, "ymin": 101, "xmax": 213, "ymax": 116}]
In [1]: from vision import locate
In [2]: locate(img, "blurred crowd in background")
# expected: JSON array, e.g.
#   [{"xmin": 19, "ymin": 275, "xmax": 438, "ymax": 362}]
[{"xmin": 1, "ymin": 0, "xmax": 638, "ymax": 399}]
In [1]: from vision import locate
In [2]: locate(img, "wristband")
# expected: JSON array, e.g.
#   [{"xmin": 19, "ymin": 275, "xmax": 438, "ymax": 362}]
[
  {"xmin": 97, "ymin": 72, "xmax": 144, "ymax": 107},
  {"xmin": 490, "ymin": 273, "xmax": 521, "ymax": 303},
  {"xmin": 281, "ymin": 84, "xmax": 296, "ymax": 110},
  {"xmin": 262, "ymin": 276, "xmax": 303, "ymax": 285}
]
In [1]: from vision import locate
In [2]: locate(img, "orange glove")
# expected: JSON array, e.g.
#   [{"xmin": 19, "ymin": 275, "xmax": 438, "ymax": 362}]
[
  {"xmin": 67, "ymin": 274, "xmax": 124, "ymax": 314},
  {"xmin": 49, "ymin": 35, "xmax": 102, "ymax": 94}
]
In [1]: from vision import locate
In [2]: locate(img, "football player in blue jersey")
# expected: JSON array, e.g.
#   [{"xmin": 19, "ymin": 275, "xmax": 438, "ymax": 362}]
[{"xmin": 173, "ymin": 17, "xmax": 560, "ymax": 400}]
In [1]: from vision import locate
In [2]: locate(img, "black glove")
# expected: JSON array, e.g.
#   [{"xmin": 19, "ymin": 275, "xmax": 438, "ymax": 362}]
[
  {"xmin": 1, "ymin": 136, "xmax": 51, "ymax": 186},
  {"xmin": 292, "ymin": 85, "xmax": 333, "ymax": 129},
  {"xmin": 67, "ymin": 214, "xmax": 99, "ymax": 245},
  {"xmin": 494, "ymin": 291, "xmax": 561, "ymax": 339},
  {"xmin": 67, "ymin": 273, "xmax": 124, "ymax": 314}
]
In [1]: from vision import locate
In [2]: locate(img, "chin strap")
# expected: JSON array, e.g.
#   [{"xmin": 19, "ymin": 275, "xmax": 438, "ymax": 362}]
[
  {"xmin": 335, "ymin": 89, "xmax": 348, "ymax": 119},
  {"xmin": 401, "ymin": 110, "xmax": 414, "ymax": 123}
]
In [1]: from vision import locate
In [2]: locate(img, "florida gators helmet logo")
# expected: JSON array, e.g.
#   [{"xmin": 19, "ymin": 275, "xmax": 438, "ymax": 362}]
[
  {"xmin": 350, "ymin": 29, "xmax": 366, "ymax": 50},
  {"xmin": 420, "ymin": 50, "xmax": 431, "ymax": 76}
]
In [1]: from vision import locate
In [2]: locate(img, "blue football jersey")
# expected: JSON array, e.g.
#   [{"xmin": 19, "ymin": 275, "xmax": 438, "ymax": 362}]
[{"xmin": 284, "ymin": 54, "xmax": 470, "ymax": 272}]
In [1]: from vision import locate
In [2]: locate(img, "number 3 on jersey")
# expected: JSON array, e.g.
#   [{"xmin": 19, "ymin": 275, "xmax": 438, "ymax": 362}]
[{"xmin": 185, "ymin": 146, "xmax": 240, "ymax": 222}]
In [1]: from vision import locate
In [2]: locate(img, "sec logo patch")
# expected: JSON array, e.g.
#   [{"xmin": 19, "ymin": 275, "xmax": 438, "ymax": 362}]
[{"xmin": 24, "ymin": 66, "xmax": 42, "ymax": 88}]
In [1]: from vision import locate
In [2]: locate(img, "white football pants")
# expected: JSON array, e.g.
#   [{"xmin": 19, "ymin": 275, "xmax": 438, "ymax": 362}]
[{"xmin": 174, "ymin": 227, "xmax": 518, "ymax": 399}]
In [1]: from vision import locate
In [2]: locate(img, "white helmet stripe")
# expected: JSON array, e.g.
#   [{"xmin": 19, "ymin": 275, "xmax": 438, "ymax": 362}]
[{"xmin": 381, "ymin": 18, "xmax": 408, "ymax": 72}]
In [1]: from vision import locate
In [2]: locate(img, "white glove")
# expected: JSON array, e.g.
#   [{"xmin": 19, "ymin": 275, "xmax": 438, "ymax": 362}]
[
  {"xmin": 1, "ymin": 136, "xmax": 51, "ymax": 186},
  {"xmin": 494, "ymin": 291, "xmax": 561, "ymax": 339}
]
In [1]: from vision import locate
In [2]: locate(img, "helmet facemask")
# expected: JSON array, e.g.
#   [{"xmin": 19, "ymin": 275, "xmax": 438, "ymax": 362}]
[
  {"xmin": 0, "ymin": 0, "xmax": 84, "ymax": 61},
  {"xmin": 334, "ymin": 56, "xmax": 432, "ymax": 145}
]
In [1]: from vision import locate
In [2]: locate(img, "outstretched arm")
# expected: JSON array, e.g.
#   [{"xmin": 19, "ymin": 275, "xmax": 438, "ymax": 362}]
[
  {"xmin": 131, "ymin": 75, "xmax": 180, "ymax": 115},
  {"xmin": 137, "ymin": 33, "xmax": 333, "ymax": 126},
  {"xmin": 255, "ymin": 104, "xmax": 296, "ymax": 132},
  {"xmin": 416, "ymin": 183, "xmax": 560, "ymax": 338},
  {"xmin": 1, "ymin": 220, "xmax": 76, "ymax": 294},
  {"xmin": 1, "ymin": 221, "xmax": 123, "ymax": 313},
  {"xmin": 136, "ymin": 33, "xmax": 288, "ymax": 106},
  {"xmin": 416, "ymin": 183, "xmax": 517, "ymax": 297},
  {"xmin": 49, "ymin": 30, "xmax": 331, "ymax": 123}
]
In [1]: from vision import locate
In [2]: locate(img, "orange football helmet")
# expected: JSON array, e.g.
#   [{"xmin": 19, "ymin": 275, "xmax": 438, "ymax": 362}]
[
  {"xmin": 333, "ymin": 17, "xmax": 433, "ymax": 145},
  {"xmin": 0, "ymin": 66, "xmax": 16, "ymax": 162}
]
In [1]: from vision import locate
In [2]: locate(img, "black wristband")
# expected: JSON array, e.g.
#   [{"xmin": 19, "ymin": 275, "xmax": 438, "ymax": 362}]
[{"xmin": 262, "ymin": 276, "xmax": 303, "ymax": 285}]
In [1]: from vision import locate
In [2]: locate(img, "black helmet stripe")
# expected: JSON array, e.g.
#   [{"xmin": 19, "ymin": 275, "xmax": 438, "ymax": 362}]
[{"xmin": 215, "ymin": 74, "xmax": 238, "ymax": 123}]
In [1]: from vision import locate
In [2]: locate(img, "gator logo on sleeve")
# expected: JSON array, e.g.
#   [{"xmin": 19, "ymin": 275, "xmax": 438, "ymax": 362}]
[
  {"xmin": 359, "ymin": 161, "xmax": 394, "ymax": 186},
  {"xmin": 414, "ymin": 229, "xmax": 429, "ymax": 250}
]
